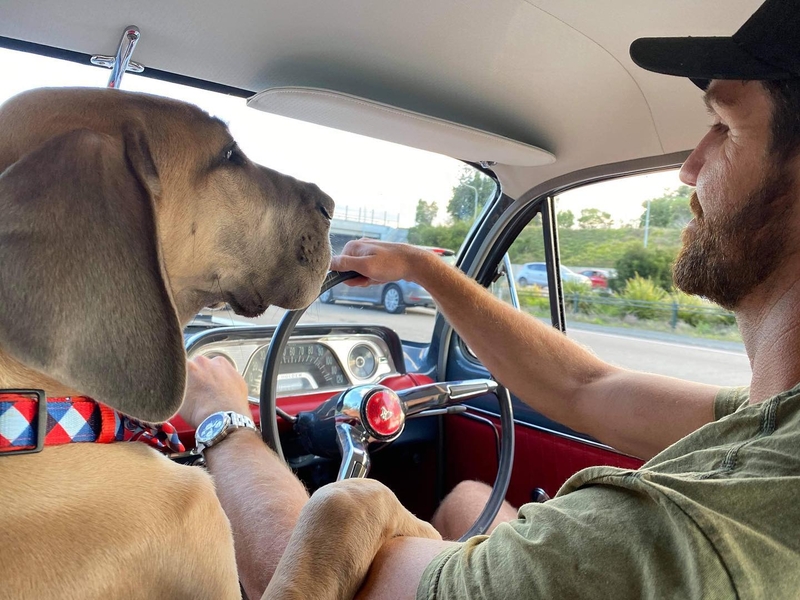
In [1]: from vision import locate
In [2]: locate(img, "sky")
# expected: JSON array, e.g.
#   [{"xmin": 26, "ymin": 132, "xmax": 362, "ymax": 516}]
[
  {"xmin": 557, "ymin": 170, "xmax": 686, "ymax": 228},
  {"xmin": 0, "ymin": 47, "xmax": 685, "ymax": 229}
]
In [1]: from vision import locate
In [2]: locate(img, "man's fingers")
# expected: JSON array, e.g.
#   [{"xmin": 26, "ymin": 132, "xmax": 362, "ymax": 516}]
[
  {"xmin": 330, "ymin": 255, "xmax": 381, "ymax": 283},
  {"xmin": 331, "ymin": 253, "xmax": 372, "ymax": 272}
]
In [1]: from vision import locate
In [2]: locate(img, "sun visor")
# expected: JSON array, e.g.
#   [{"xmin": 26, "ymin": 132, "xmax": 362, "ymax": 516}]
[{"xmin": 247, "ymin": 87, "xmax": 555, "ymax": 167}]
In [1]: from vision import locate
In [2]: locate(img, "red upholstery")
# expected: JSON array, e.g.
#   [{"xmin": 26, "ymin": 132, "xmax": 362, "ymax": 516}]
[
  {"xmin": 172, "ymin": 373, "xmax": 434, "ymax": 447},
  {"xmin": 444, "ymin": 414, "xmax": 643, "ymax": 508}
]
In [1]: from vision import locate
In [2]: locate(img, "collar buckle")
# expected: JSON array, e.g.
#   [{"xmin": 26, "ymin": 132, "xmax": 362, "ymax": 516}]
[{"xmin": 0, "ymin": 389, "xmax": 47, "ymax": 456}]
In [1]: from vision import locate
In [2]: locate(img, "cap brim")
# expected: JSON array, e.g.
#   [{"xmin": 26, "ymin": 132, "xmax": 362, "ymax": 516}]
[{"xmin": 630, "ymin": 37, "xmax": 793, "ymax": 89}]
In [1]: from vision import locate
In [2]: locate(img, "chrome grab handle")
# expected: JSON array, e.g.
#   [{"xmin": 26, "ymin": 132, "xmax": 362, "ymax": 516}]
[{"xmin": 90, "ymin": 26, "xmax": 144, "ymax": 88}]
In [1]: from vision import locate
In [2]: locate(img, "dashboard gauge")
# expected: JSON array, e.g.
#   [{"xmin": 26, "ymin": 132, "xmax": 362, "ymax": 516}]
[
  {"xmin": 244, "ymin": 342, "xmax": 348, "ymax": 398},
  {"xmin": 348, "ymin": 344, "xmax": 377, "ymax": 379}
]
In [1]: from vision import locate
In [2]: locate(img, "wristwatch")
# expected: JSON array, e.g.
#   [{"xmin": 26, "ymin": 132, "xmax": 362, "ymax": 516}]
[{"xmin": 195, "ymin": 410, "xmax": 257, "ymax": 453}]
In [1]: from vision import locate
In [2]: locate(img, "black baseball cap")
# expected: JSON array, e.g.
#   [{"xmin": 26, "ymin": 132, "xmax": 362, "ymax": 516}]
[{"xmin": 630, "ymin": 0, "xmax": 800, "ymax": 90}]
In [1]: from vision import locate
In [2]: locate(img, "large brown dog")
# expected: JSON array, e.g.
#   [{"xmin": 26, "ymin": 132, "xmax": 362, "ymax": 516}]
[
  {"xmin": 0, "ymin": 87, "xmax": 336, "ymax": 599},
  {"xmin": 0, "ymin": 87, "xmax": 440, "ymax": 600}
]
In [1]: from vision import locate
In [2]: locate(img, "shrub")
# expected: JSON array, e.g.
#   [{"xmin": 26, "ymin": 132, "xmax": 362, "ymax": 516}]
[
  {"xmin": 518, "ymin": 288, "xmax": 550, "ymax": 314},
  {"xmin": 619, "ymin": 275, "xmax": 669, "ymax": 320},
  {"xmin": 613, "ymin": 244, "xmax": 676, "ymax": 292},
  {"xmin": 671, "ymin": 290, "xmax": 737, "ymax": 328},
  {"xmin": 563, "ymin": 280, "xmax": 594, "ymax": 314}
]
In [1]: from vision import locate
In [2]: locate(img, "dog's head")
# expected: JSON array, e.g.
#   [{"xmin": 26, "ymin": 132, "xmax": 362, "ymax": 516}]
[{"xmin": 0, "ymin": 88, "xmax": 333, "ymax": 422}]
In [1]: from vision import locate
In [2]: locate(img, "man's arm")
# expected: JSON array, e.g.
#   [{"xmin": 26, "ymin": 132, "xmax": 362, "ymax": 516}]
[
  {"xmin": 180, "ymin": 356, "xmax": 310, "ymax": 600},
  {"xmin": 331, "ymin": 240, "xmax": 720, "ymax": 459},
  {"xmin": 355, "ymin": 537, "xmax": 456, "ymax": 600}
]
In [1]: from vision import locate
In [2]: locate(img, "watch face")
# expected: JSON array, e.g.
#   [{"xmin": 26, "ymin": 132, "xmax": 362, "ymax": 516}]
[{"xmin": 197, "ymin": 413, "xmax": 227, "ymax": 443}]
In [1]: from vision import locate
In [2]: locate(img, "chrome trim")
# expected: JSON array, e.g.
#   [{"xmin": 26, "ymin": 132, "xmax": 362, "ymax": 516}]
[
  {"xmin": 407, "ymin": 405, "xmax": 468, "ymax": 419},
  {"xmin": 335, "ymin": 422, "xmax": 370, "ymax": 479},
  {"xmin": 398, "ymin": 379, "xmax": 497, "ymax": 416},
  {"xmin": 90, "ymin": 26, "xmax": 143, "ymax": 88},
  {"xmin": 186, "ymin": 328, "xmax": 398, "ymax": 399},
  {"xmin": 502, "ymin": 253, "xmax": 520, "ymax": 310}
]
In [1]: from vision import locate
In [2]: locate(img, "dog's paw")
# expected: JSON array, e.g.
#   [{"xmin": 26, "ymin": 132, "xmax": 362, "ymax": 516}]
[{"xmin": 395, "ymin": 513, "xmax": 442, "ymax": 541}]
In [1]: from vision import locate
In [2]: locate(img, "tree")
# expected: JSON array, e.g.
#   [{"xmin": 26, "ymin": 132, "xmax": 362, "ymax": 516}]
[
  {"xmin": 613, "ymin": 244, "xmax": 676, "ymax": 292},
  {"xmin": 577, "ymin": 208, "xmax": 614, "ymax": 229},
  {"xmin": 407, "ymin": 221, "xmax": 471, "ymax": 250},
  {"xmin": 447, "ymin": 167, "xmax": 496, "ymax": 222},
  {"xmin": 639, "ymin": 185, "xmax": 693, "ymax": 228},
  {"xmin": 415, "ymin": 199, "xmax": 438, "ymax": 226},
  {"xmin": 557, "ymin": 209, "xmax": 575, "ymax": 229}
]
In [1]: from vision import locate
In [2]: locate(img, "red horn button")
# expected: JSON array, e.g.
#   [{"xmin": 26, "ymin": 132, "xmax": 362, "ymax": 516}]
[{"xmin": 364, "ymin": 389, "xmax": 404, "ymax": 438}]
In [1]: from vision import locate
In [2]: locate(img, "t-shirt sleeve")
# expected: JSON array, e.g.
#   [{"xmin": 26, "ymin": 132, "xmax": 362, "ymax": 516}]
[
  {"xmin": 417, "ymin": 482, "xmax": 733, "ymax": 600},
  {"xmin": 714, "ymin": 386, "xmax": 750, "ymax": 421}
]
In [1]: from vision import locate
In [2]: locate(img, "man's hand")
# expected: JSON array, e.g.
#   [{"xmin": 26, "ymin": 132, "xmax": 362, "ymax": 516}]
[
  {"xmin": 180, "ymin": 355, "xmax": 251, "ymax": 428},
  {"xmin": 330, "ymin": 239, "xmax": 439, "ymax": 287}
]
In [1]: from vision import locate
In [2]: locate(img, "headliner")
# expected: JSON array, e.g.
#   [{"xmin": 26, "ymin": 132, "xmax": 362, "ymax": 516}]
[{"xmin": 0, "ymin": 0, "xmax": 762, "ymax": 198}]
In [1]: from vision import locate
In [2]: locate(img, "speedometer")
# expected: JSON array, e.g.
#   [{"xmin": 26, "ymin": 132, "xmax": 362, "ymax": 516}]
[{"xmin": 244, "ymin": 342, "xmax": 349, "ymax": 398}]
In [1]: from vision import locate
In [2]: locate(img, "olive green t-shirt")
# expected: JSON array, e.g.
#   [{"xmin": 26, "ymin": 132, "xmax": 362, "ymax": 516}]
[{"xmin": 418, "ymin": 385, "xmax": 800, "ymax": 599}]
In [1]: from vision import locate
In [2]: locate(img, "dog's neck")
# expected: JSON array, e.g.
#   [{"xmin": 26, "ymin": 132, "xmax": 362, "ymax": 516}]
[{"xmin": 0, "ymin": 349, "xmax": 82, "ymax": 397}]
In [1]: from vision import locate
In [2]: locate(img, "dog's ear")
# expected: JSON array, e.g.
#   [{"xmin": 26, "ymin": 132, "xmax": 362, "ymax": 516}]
[{"xmin": 0, "ymin": 128, "xmax": 185, "ymax": 422}]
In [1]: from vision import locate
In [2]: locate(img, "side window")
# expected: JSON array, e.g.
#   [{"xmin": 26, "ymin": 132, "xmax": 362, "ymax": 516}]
[
  {"xmin": 508, "ymin": 171, "xmax": 750, "ymax": 387},
  {"xmin": 507, "ymin": 213, "xmax": 548, "ymax": 317}
]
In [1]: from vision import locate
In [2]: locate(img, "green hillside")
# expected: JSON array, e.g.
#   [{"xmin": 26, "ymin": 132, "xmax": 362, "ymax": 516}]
[{"xmin": 509, "ymin": 225, "xmax": 684, "ymax": 267}]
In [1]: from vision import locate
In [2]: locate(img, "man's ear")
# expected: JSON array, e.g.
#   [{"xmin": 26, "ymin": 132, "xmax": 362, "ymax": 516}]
[{"xmin": 0, "ymin": 128, "xmax": 185, "ymax": 422}]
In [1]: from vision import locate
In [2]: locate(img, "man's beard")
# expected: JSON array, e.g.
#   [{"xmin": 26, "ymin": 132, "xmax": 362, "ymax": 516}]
[{"xmin": 673, "ymin": 166, "xmax": 795, "ymax": 310}]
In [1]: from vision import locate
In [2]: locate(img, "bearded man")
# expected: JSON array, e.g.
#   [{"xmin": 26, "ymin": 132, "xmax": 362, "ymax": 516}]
[{"xmin": 179, "ymin": 0, "xmax": 800, "ymax": 597}]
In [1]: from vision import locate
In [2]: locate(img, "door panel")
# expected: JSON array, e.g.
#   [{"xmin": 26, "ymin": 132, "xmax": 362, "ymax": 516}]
[{"xmin": 443, "ymin": 413, "xmax": 643, "ymax": 508}]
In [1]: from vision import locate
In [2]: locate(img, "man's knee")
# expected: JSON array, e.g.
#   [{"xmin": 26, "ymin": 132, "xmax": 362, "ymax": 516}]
[
  {"xmin": 432, "ymin": 480, "xmax": 493, "ymax": 540},
  {"xmin": 440, "ymin": 480, "xmax": 494, "ymax": 512},
  {"xmin": 432, "ymin": 480, "xmax": 518, "ymax": 540}
]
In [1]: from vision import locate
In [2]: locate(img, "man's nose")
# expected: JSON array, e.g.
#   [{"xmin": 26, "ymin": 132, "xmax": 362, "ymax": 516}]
[
  {"xmin": 679, "ymin": 152, "xmax": 699, "ymax": 187},
  {"xmin": 679, "ymin": 128, "xmax": 716, "ymax": 186}
]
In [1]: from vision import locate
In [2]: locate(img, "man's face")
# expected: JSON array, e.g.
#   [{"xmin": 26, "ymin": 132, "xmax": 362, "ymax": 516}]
[{"xmin": 674, "ymin": 80, "xmax": 797, "ymax": 309}]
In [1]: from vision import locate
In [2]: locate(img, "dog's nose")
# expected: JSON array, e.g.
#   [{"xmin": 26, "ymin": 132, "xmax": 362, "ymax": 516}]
[{"xmin": 317, "ymin": 194, "xmax": 335, "ymax": 221}]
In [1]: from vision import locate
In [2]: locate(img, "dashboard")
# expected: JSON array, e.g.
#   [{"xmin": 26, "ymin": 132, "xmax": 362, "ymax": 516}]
[{"xmin": 184, "ymin": 324, "xmax": 405, "ymax": 401}]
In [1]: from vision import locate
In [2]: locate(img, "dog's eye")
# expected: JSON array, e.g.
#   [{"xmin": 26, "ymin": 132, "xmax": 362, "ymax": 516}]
[{"xmin": 223, "ymin": 144, "xmax": 245, "ymax": 166}]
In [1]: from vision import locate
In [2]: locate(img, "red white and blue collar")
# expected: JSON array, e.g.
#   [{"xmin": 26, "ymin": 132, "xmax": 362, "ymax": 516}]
[{"xmin": 0, "ymin": 390, "xmax": 185, "ymax": 455}]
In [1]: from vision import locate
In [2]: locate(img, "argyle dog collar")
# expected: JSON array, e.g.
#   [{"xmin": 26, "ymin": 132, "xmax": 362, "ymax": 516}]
[{"xmin": 0, "ymin": 390, "xmax": 185, "ymax": 455}]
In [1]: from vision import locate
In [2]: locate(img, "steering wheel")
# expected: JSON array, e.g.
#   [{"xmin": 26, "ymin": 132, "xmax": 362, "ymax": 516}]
[{"xmin": 260, "ymin": 270, "xmax": 515, "ymax": 541}]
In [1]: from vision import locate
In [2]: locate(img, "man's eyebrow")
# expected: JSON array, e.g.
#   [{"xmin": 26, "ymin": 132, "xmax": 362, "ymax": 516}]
[{"xmin": 704, "ymin": 87, "xmax": 741, "ymax": 111}]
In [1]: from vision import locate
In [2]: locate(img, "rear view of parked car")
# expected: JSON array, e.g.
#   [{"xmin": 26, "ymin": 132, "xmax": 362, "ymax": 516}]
[
  {"xmin": 580, "ymin": 269, "xmax": 612, "ymax": 289},
  {"xmin": 321, "ymin": 247, "xmax": 455, "ymax": 313}
]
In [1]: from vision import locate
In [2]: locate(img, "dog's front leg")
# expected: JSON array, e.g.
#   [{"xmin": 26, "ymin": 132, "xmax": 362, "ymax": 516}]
[{"xmin": 262, "ymin": 478, "xmax": 440, "ymax": 600}]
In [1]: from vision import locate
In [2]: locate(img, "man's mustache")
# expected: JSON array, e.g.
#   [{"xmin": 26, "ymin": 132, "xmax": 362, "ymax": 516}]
[{"xmin": 690, "ymin": 191, "xmax": 703, "ymax": 219}]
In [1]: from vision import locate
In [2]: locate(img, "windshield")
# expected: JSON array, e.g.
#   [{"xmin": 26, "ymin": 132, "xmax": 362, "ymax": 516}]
[{"xmin": 1, "ymin": 47, "xmax": 496, "ymax": 343}]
